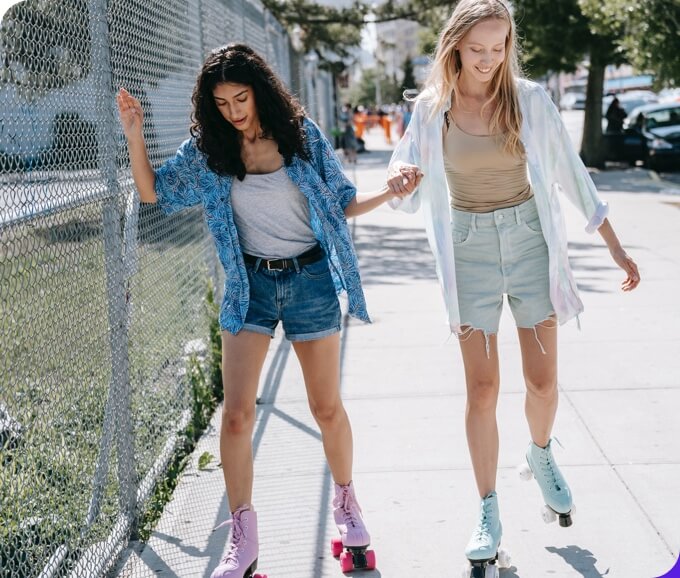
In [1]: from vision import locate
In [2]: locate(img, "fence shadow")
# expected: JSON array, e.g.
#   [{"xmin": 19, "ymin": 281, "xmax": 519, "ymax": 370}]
[{"xmin": 352, "ymin": 223, "xmax": 437, "ymax": 286}]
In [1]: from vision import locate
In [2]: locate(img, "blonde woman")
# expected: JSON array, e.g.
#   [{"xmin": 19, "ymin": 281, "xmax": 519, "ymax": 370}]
[{"xmin": 387, "ymin": 1, "xmax": 639, "ymax": 576}]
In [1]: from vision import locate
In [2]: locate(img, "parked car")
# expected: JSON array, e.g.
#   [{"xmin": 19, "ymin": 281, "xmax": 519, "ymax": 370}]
[
  {"xmin": 602, "ymin": 91, "xmax": 658, "ymax": 115},
  {"xmin": 560, "ymin": 92, "xmax": 586, "ymax": 110},
  {"xmin": 604, "ymin": 102, "xmax": 680, "ymax": 171},
  {"xmin": 602, "ymin": 91, "xmax": 658, "ymax": 131},
  {"xmin": 657, "ymin": 87, "xmax": 680, "ymax": 103}
]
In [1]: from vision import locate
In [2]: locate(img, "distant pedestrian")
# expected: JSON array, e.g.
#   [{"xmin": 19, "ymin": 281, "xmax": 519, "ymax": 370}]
[
  {"xmin": 386, "ymin": 1, "xmax": 640, "ymax": 576},
  {"xmin": 342, "ymin": 120, "xmax": 358, "ymax": 164},
  {"xmin": 353, "ymin": 106, "xmax": 366, "ymax": 140},
  {"xmin": 605, "ymin": 96, "xmax": 627, "ymax": 133},
  {"xmin": 117, "ymin": 43, "xmax": 418, "ymax": 578},
  {"xmin": 378, "ymin": 109, "xmax": 392, "ymax": 144}
]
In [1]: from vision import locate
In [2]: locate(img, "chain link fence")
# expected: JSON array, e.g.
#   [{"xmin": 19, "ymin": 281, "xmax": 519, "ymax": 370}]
[{"xmin": 0, "ymin": 1, "xmax": 337, "ymax": 576}]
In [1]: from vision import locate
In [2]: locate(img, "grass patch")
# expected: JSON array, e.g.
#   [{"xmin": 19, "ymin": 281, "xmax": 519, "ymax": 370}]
[
  {"xmin": 135, "ymin": 280, "xmax": 223, "ymax": 541},
  {"xmin": 0, "ymin": 202, "xmax": 222, "ymax": 574}
]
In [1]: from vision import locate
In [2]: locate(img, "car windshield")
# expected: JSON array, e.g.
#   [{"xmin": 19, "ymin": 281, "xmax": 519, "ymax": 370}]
[
  {"xmin": 644, "ymin": 106, "xmax": 680, "ymax": 129},
  {"xmin": 604, "ymin": 92, "xmax": 657, "ymax": 115}
]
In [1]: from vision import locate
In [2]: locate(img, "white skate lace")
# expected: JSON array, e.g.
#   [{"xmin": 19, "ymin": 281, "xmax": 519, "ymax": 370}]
[
  {"xmin": 338, "ymin": 486, "xmax": 362, "ymax": 528},
  {"xmin": 473, "ymin": 501, "xmax": 493, "ymax": 544},
  {"xmin": 539, "ymin": 448, "xmax": 563, "ymax": 491},
  {"xmin": 214, "ymin": 509, "xmax": 246, "ymax": 565}
]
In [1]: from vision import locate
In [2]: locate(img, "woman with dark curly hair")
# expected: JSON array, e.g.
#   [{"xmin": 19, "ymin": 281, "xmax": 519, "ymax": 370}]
[{"xmin": 117, "ymin": 43, "xmax": 419, "ymax": 578}]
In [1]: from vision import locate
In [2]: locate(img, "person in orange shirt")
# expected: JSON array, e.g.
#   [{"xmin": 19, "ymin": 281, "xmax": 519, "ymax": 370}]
[
  {"xmin": 353, "ymin": 107, "xmax": 366, "ymax": 140},
  {"xmin": 379, "ymin": 109, "xmax": 392, "ymax": 144}
]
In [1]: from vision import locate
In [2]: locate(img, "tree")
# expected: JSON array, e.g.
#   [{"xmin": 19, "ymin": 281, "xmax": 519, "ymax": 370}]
[
  {"xmin": 401, "ymin": 55, "xmax": 417, "ymax": 93},
  {"xmin": 513, "ymin": 0, "xmax": 624, "ymax": 167},
  {"xmin": 580, "ymin": 0, "xmax": 680, "ymax": 87},
  {"xmin": 262, "ymin": 0, "xmax": 453, "ymax": 61},
  {"xmin": 344, "ymin": 67, "xmax": 402, "ymax": 107}
]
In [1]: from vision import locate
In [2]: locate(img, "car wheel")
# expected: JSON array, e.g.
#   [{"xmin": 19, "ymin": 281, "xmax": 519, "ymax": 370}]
[{"xmin": 646, "ymin": 155, "xmax": 663, "ymax": 172}]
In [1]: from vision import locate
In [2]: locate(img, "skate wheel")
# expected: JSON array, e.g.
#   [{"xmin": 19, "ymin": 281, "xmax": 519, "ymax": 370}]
[
  {"xmin": 463, "ymin": 562, "xmax": 488, "ymax": 578},
  {"xmin": 517, "ymin": 463, "xmax": 533, "ymax": 481},
  {"xmin": 253, "ymin": 575, "xmax": 267, "ymax": 578},
  {"xmin": 541, "ymin": 504, "xmax": 558, "ymax": 524},
  {"xmin": 365, "ymin": 549, "xmax": 377, "ymax": 569},
  {"xmin": 340, "ymin": 551, "xmax": 354, "ymax": 572},
  {"xmin": 330, "ymin": 537, "xmax": 343, "ymax": 558},
  {"xmin": 497, "ymin": 548, "xmax": 512, "ymax": 568},
  {"xmin": 485, "ymin": 565, "xmax": 499, "ymax": 578}
]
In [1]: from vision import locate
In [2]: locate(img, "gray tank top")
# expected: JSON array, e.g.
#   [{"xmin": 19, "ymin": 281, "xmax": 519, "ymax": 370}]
[{"xmin": 230, "ymin": 166, "xmax": 317, "ymax": 258}]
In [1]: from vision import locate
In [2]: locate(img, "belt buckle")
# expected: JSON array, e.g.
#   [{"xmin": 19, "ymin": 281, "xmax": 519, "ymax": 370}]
[{"xmin": 266, "ymin": 259, "xmax": 284, "ymax": 271}]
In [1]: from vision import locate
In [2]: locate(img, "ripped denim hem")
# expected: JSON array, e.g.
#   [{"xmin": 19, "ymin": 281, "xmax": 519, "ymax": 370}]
[
  {"xmin": 455, "ymin": 312, "xmax": 559, "ymax": 358},
  {"xmin": 518, "ymin": 313, "xmax": 558, "ymax": 355},
  {"xmin": 455, "ymin": 325, "xmax": 497, "ymax": 359}
]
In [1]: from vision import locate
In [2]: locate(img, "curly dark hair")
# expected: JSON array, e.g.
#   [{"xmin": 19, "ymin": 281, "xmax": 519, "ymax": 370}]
[{"xmin": 190, "ymin": 43, "xmax": 308, "ymax": 179}]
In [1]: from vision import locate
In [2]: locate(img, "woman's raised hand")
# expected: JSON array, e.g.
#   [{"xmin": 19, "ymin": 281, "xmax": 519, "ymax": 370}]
[{"xmin": 116, "ymin": 88, "xmax": 144, "ymax": 140}]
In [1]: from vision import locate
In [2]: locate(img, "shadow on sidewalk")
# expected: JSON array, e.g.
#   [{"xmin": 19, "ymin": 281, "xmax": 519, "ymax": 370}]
[
  {"xmin": 353, "ymin": 223, "xmax": 437, "ymax": 285},
  {"xmin": 590, "ymin": 167, "xmax": 680, "ymax": 195},
  {"xmin": 567, "ymin": 240, "xmax": 646, "ymax": 294},
  {"xmin": 201, "ymin": 337, "xmax": 296, "ymax": 576},
  {"xmin": 545, "ymin": 545, "xmax": 609, "ymax": 577}
]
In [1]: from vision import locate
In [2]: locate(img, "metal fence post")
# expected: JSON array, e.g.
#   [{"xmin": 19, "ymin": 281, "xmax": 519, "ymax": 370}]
[{"xmin": 90, "ymin": 0, "xmax": 137, "ymax": 523}]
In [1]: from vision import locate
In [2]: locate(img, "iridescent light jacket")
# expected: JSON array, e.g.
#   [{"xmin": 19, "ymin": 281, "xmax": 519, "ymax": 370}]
[{"xmin": 389, "ymin": 79, "xmax": 609, "ymax": 332}]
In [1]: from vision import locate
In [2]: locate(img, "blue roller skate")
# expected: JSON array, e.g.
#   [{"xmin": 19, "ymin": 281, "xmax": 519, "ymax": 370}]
[
  {"xmin": 519, "ymin": 439, "xmax": 575, "ymax": 527},
  {"xmin": 462, "ymin": 491, "xmax": 511, "ymax": 578}
]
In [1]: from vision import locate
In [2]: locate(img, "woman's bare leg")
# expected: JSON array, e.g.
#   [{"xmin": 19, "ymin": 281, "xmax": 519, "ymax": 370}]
[
  {"xmin": 460, "ymin": 330, "xmax": 501, "ymax": 498},
  {"xmin": 220, "ymin": 330, "xmax": 270, "ymax": 511},
  {"xmin": 293, "ymin": 333, "xmax": 353, "ymax": 484}
]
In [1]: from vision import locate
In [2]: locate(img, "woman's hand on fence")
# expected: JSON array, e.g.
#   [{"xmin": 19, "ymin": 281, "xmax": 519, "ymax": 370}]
[{"xmin": 116, "ymin": 88, "xmax": 144, "ymax": 140}]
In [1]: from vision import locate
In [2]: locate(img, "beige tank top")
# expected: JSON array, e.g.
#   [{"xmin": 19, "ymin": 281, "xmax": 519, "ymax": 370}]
[{"xmin": 443, "ymin": 116, "xmax": 532, "ymax": 213}]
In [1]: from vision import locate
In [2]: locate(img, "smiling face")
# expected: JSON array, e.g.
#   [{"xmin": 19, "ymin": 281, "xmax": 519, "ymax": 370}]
[
  {"xmin": 457, "ymin": 17, "xmax": 509, "ymax": 85},
  {"xmin": 213, "ymin": 82, "xmax": 259, "ymax": 133}
]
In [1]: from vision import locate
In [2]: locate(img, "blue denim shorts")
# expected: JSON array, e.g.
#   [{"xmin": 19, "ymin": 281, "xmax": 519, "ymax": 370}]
[
  {"xmin": 452, "ymin": 196, "xmax": 555, "ymax": 335},
  {"xmin": 243, "ymin": 253, "xmax": 342, "ymax": 342}
]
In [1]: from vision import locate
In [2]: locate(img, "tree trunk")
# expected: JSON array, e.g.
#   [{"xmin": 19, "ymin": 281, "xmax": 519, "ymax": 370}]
[{"xmin": 580, "ymin": 54, "xmax": 606, "ymax": 168}]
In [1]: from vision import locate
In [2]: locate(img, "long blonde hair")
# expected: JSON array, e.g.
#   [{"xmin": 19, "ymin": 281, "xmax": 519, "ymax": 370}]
[{"xmin": 424, "ymin": 0, "xmax": 524, "ymax": 156}]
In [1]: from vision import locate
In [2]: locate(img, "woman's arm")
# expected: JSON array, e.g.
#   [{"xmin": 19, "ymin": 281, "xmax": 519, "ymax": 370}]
[
  {"xmin": 116, "ymin": 88, "xmax": 157, "ymax": 203},
  {"xmin": 344, "ymin": 186, "xmax": 393, "ymax": 218},
  {"xmin": 344, "ymin": 169, "xmax": 423, "ymax": 218},
  {"xmin": 597, "ymin": 218, "xmax": 641, "ymax": 291}
]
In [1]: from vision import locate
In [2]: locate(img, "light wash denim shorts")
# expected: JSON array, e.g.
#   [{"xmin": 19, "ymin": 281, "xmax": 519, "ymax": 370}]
[
  {"xmin": 243, "ymin": 254, "xmax": 341, "ymax": 342},
  {"xmin": 452, "ymin": 196, "xmax": 554, "ymax": 336}
]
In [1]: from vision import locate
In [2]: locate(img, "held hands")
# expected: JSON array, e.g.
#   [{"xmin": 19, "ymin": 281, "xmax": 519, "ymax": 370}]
[
  {"xmin": 116, "ymin": 88, "xmax": 144, "ymax": 140},
  {"xmin": 387, "ymin": 162, "xmax": 424, "ymax": 198}
]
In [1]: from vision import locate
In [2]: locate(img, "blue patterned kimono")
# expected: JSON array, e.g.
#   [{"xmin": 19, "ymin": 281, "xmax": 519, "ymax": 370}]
[{"xmin": 154, "ymin": 118, "xmax": 369, "ymax": 334}]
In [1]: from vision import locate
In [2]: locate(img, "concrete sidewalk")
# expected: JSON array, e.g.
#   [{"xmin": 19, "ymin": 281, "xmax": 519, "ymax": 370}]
[{"xmin": 117, "ymin": 127, "xmax": 680, "ymax": 578}]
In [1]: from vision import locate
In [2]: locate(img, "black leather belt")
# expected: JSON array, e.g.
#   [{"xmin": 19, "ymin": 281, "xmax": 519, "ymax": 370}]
[{"xmin": 243, "ymin": 244, "xmax": 325, "ymax": 272}]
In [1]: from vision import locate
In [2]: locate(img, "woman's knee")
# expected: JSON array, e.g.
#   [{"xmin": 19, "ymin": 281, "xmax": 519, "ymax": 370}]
[
  {"xmin": 309, "ymin": 399, "xmax": 345, "ymax": 428},
  {"xmin": 525, "ymin": 375, "xmax": 557, "ymax": 398},
  {"xmin": 222, "ymin": 405, "xmax": 256, "ymax": 436},
  {"xmin": 467, "ymin": 379, "xmax": 500, "ymax": 411}
]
